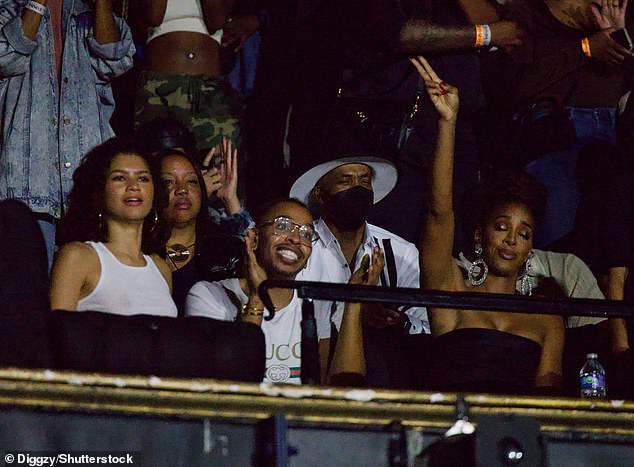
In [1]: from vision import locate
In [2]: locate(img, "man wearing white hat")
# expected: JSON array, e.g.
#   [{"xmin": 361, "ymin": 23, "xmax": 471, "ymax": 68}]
[{"xmin": 291, "ymin": 156, "xmax": 429, "ymax": 339}]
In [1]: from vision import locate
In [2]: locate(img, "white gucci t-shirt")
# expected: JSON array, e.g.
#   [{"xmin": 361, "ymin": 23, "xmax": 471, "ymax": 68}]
[{"xmin": 185, "ymin": 278, "xmax": 330, "ymax": 384}]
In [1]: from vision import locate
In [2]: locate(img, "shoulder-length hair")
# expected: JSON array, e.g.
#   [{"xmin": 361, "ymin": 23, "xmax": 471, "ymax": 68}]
[
  {"xmin": 150, "ymin": 148, "xmax": 213, "ymax": 246},
  {"xmin": 56, "ymin": 137, "xmax": 170, "ymax": 254}
]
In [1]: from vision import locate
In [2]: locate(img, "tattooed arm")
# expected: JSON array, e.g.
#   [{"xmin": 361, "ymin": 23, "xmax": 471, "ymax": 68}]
[
  {"xmin": 400, "ymin": 20, "xmax": 477, "ymax": 54},
  {"xmin": 400, "ymin": 19, "xmax": 525, "ymax": 55}
]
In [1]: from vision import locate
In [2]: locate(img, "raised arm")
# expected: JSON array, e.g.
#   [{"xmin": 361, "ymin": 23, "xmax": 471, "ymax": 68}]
[
  {"xmin": 411, "ymin": 56, "xmax": 460, "ymax": 290},
  {"xmin": 400, "ymin": 19, "xmax": 524, "ymax": 55},
  {"xmin": 202, "ymin": 136, "xmax": 242, "ymax": 215}
]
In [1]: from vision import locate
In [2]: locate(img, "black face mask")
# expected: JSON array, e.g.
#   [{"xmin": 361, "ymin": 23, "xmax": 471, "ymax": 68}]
[{"xmin": 322, "ymin": 186, "xmax": 374, "ymax": 231}]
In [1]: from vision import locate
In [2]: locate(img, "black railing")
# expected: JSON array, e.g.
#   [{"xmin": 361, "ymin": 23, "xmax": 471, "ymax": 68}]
[{"xmin": 258, "ymin": 280, "xmax": 634, "ymax": 320}]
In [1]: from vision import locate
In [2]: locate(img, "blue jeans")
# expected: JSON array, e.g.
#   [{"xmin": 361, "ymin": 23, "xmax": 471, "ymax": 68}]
[
  {"xmin": 524, "ymin": 107, "xmax": 616, "ymax": 248},
  {"xmin": 37, "ymin": 219, "xmax": 56, "ymax": 272}
]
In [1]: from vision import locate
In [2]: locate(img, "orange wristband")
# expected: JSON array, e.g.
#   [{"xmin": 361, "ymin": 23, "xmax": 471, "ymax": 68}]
[
  {"xmin": 475, "ymin": 25, "xmax": 484, "ymax": 48},
  {"xmin": 581, "ymin": 37, "xmax": 592, "ymax": 58}
]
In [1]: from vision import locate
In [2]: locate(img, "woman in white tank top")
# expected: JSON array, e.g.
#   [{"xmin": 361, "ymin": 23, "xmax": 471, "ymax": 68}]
[{"xmin": 50, "ymin": 138, "xmax": 177, "ymax": 317}]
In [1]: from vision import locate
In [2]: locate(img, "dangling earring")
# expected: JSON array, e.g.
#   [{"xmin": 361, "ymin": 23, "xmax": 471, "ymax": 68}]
[
  {"xmin": 468, "ymin": 243, "xmax": 488, "ymax": 286},
  {"xmin": 98, "ymin": 212, "xmax": 103, "ymax": 231},
  {"xmin": 148, "ymin": 209, "xmax": 158, "ymax": 233},
  {"xmin": 518, "ymin": 252, "xmax": 533, "ymax": 296}
]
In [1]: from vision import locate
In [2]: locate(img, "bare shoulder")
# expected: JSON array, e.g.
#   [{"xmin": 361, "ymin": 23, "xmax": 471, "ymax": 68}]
[{"xmin": 55, "ymin": 242, "xmax": 99, "ymax": 266}]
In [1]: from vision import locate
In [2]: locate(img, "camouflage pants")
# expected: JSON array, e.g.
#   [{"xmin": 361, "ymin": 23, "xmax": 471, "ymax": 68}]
[{"xmin": 135, "ymin": 70, "xmax": 244, "ymax": 156}]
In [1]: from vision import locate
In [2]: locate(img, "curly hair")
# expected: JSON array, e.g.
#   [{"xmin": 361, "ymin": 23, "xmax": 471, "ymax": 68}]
[
  {"xmin": 479, "ymin": 169, "xmax": 548, "ymax": 229},
  {"xmin": 460, "ymin": 169, "xmax": 548, "ymax": 244},
  {"xmin": 56, "ymin": 137, "xmax": 170, "ymax": 254}
]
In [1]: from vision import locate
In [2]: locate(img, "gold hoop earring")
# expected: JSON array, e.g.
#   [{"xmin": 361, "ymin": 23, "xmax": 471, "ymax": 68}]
[{"xmin": 149, "ymin": 209, "xmax": 158, "ymax": 233}]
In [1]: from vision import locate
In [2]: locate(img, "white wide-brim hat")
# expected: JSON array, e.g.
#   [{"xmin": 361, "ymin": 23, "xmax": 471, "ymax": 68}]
[{"xmin": 289, "ymin": 156, "xmax": 398, "ymax": 205}]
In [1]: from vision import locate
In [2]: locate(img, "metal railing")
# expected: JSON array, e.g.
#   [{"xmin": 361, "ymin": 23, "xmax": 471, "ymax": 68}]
[{"xmin": 259, "ymin": 280, "xmax": 634, "ymax": 319}]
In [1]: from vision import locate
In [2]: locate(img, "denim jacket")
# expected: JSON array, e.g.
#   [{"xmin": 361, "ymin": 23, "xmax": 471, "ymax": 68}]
[{"xmin": 0, "ymin": 0, "xmax": 135, "ymax": 218}]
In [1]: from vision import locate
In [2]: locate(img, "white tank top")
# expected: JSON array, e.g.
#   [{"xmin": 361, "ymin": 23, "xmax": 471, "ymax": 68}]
[
  {"xmin": 77, "ymin": 242, "xmax": 177, "ymax": 317},
  {"xmin": 147, "ymin": 0, "xmax": 223, "ymax": 44}
]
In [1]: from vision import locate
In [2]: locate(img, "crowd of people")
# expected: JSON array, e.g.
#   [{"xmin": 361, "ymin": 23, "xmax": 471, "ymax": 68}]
[{"xmin": 1, "ymin": 0, "xmax": 634, "ymax": 396}]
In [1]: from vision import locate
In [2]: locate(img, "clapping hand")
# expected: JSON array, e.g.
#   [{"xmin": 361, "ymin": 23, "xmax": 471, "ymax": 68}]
[
  {"xmin": 349, "ymin": 247, "xmax": 385, "ymax": 286},
  {"xmin": 244, "ymin": 231, "xmax": 267, "ymax": 301},
  {"xmin": 410, "ymin": 56, "xmax": 459, "ymax": 123},
  {"xmin": 348, "ymin": 247, "xmax": 403, "ymax": 328}
]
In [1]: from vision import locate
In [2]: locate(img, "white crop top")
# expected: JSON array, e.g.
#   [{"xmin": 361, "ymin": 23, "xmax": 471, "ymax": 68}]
[
  {"xmin": 77, "ymin": 242, "xmax": 177, "ymax": 317},
  {"xmin": 147, "ymin": 0, "xmax": 223, "ymax": 44}
]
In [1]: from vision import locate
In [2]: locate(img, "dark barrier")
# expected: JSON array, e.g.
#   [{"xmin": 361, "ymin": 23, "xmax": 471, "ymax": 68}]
[{"xmin": 259, "ymin": 280, "xmax": 634, "ymax": 319}]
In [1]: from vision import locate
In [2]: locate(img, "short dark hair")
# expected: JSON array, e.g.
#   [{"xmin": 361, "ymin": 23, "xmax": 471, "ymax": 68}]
[
  {"xmin": 461, "ymin": 169, "xmax": 547, "ymax": 241},
  {"xmin": 252, "ymin": 198, "xmax": 311, "ymax": 226},
  {"xmin": 135, "ymin": 117, "xmax": 197, "ymax": 158},
  {"xmin": 56, "ymin": 137, "xmax": 170, "ymax": 254}
]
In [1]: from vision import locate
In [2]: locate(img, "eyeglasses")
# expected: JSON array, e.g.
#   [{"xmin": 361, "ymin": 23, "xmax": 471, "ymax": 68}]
[{"xmin": 259, "ymin": 216, "xmax": 319, "ymax": 245}]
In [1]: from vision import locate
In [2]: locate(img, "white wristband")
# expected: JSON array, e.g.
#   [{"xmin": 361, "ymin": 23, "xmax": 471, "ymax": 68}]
[
  {"xmin": 25, "ymin": 1, "xmax": 47, "ymax": 16},
  {"xmin": 482, "ymin": 24, "xmax": 492, "ymax": 47}
]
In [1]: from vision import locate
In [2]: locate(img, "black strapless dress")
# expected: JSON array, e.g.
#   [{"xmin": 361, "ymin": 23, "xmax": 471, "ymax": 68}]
[{"xmin": 429, "ymin": 328, "xmax": 542, "ymax": 395}]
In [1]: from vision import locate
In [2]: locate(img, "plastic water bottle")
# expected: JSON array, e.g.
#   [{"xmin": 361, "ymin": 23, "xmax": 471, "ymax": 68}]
[{"xmin": 580, "ymin": 353, "xmax": 606, "ymax": 399}]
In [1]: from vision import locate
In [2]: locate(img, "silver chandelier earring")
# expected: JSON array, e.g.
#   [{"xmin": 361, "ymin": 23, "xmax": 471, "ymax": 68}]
[
  {"xmin": 468, "ymin": 243, "xmax": 488, "ymax": 286},
  {"xmin": 518, "ymin": 252, "xmax": 533, "ymax": 296}
]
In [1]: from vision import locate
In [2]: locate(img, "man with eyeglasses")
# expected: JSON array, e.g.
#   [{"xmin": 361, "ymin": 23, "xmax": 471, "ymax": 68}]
[
  {"xmin": 185, "ymin": 197, "xmax": 382, "ymax": 385},
  {"xmin": 291, "ymin": 157, "xmax": 429, "ymax": 388}
]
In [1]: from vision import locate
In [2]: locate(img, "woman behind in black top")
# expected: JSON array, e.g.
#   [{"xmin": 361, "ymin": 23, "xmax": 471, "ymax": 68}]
[
  {"xmin": 136, "ymin": 119, "xmax": 252, "ymax": 314},
  {"xmin": 157, "ymin": 139, "xmax": 248, "ymax": 314}
]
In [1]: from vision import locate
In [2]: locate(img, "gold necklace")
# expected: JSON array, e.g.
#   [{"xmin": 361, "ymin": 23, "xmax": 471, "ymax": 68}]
[{"xmin": 166, "ymin": 242, "xmax": 195, "ymax": 270}]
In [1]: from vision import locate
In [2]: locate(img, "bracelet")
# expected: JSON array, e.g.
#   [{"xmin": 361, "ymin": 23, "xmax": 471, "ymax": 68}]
[
  {"xmin": 481, "ymin": 24, "xmax": 492, "ymax": 47},
  {"xmin": 581, "ymin": 37, "xmax": 592, "ymax": 58},
  {"xmin": 24, "ymin": 0, "xmax": 47, "ymax": 16},
  {"xmin": 475, "ymin": 25, "xmax": 484, "ymax": 48}
]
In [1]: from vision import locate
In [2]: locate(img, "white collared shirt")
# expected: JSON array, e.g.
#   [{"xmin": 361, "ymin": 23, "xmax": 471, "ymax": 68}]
[{"xmin": 297, "ymin": 219, "xmax": 429, "ymax": 334}]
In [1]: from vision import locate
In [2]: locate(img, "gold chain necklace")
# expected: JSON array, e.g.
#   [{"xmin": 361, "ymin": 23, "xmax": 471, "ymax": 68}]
[{"xmin": 166, "ymin": 242, "xmax": 195, "ymax": 270}]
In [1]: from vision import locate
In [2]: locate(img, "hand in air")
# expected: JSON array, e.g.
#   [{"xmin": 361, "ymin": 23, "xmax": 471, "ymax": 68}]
[
  {"xmin": 591, "ymin": 0, "xmax": 628, "ymax": 31},
  {"xmin": 410, "ymin": 56, "xmax": 459, "ymax": 123},
  {"xmin": 201, "ymin": 137, "xmax": 241, "ymax": 214}
]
